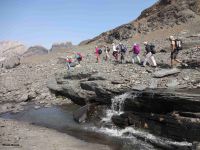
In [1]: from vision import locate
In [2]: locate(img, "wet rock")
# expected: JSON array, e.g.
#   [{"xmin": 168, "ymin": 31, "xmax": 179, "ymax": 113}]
[
  {"xmin": 192, "ymin": 142, "xmax": 200, "ymax": 150},
  {"xmin": 112, "ymin": 113, "xmax": 130, "ymax": 128},
  {"xmin": 73, "ymin": 105, "xmax": 90, "ymax": 123},
  {"xmin": 112, "ymin": 111, "xmax": 200, "ymax": 142},
  {"xmin": 153, "ymin": 68, "xmax": 180, "ymax": 78}
]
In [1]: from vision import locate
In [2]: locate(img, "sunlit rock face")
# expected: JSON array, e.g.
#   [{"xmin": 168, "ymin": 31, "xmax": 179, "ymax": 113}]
[{"xmin": 0, "ymin": 41, "xmax": 27, "ymax": 58}]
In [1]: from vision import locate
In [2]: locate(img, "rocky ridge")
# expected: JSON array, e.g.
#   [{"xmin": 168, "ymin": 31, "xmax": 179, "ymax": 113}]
[{"xmin": 50, "ymin": 41, "xmax": 74, "ymax": 52}]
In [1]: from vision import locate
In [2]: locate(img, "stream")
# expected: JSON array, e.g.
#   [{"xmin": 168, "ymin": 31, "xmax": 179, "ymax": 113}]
[{"xmin": 0, "ymin": 93, "xmax": 193, "ymax": 150}]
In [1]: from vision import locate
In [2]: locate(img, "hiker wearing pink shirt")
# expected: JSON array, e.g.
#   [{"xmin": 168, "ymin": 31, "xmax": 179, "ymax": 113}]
[
  {"xmin": 95, "ymin": 46, "xmax": 101, "ymax": 63},
  {"xmin": 129, "ymin": 43, "xmax": 141, "ymax": 64}
]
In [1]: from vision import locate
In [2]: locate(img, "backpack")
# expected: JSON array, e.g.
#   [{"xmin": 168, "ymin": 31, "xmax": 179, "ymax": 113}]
[
  {"xmin": 133, "ymin": 44, "xmax": 140, "ymax": 54},
  {"xmin": 120, "ymin": 44, "xmax": 127, "ymax": 53},
  {"xmin": 98, "ymin": 49, "xmax": 102, "ymax": 54},
  {"xmin": 66, "ymin": 58, "xmax": 72, "ymax": 63},
  {"xmin": 175, "ymin": 39, "xmax": 182, "ymax": 50},
  {"xmin": 76, "ymin": 53, "xmax": 82, "ymax": 61},
  {"xmin": 150, "ymin": 44, "xmax": 156, "ymax": 54}
]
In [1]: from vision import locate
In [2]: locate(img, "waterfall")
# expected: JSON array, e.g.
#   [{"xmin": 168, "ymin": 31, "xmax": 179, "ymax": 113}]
[
  {"xmin": 94, "ymin": 92, "xmax": 192, "ymax": 149},
  {"xmin": 101, "ymin": 93, "xmax": 132, "ymax": 123}
]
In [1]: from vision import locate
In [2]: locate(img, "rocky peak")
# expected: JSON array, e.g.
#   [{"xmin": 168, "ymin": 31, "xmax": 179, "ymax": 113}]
[{"xmin": 50, "ymin": 41, "xmax": 73, "ymax": 52}]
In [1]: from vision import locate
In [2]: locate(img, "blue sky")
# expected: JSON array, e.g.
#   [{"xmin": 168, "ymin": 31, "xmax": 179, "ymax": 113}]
[{"xmin": 0, "ymin": 0, "xmax": 158, "ymax": 48}]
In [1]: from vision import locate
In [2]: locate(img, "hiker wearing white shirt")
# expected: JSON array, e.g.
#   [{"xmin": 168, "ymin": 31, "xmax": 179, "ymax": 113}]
[
  {"xmin": 112, "ymin": 43, "xmax": 118, "ymax": 61},
  {"xmin": 142, "ymin": 41, "xmax": 157, "ymax": 67}
]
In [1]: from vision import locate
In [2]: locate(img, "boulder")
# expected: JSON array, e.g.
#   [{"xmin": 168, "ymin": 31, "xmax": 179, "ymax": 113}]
[
  {"xmin": 4, "ymin": 56, "xmax": 20, "ymax": 69},
  {"xmin": 153, "ymin": 68, "xmax": 180, "ymax": 78},
  {"xmin": 61, "ymin": 83, "xmax": 96, "ymax": 105}
]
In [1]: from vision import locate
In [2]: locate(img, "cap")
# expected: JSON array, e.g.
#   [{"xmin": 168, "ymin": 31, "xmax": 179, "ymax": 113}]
[
  {"xmin": 169, "ymin": 36, "xmax": 175, "ymax": 40},
  {"xmin": 143, "ymin": 41, "xmax": 148, "ymax": 45}
]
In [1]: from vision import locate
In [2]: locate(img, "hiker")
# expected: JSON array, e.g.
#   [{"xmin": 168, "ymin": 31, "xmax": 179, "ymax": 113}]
[
  {"xmin": 74, "ymin": 52, "xmax": 83, "ymax": 64},
  {"xmin": 112, "ymin": 43, "xmax": 118, "ymax": 61},
  {"xmin": 65, "ymin": 56, "xmax": 73, "ymax": 70},
  {"xmin": 142, "ymin": 41, "xmax": 157, "ymax": 67},
  {"xmin": 104, "ymin": 46, "xmax": 110, "ymax": 61},
  {"xmin": 95, "ymin": 46, "xmax": 101, "ymax": 63},
  {"xmin": 117, "ymin": 43, "xmax": 127, "ymax": 63},
  {"xmin": 169, "ymin": 36, "xmax": 185, "ymax": 68},
  {"xmin": 129, "ymin": 43, "xmax": 141, "ymax": 64}
]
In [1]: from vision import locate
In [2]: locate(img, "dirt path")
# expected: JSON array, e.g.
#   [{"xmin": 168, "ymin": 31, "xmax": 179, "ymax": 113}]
[{"xmin": 0, "ymin": 118, "xmax": 110, "ymax": 150}]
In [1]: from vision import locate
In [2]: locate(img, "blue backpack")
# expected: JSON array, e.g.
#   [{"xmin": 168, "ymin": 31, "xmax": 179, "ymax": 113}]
[{"xmin": 120, "ymin": 44, "xmax": 127, "ymax": 52}]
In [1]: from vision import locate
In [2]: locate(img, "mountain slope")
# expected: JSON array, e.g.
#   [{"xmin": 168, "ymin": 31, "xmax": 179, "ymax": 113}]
[{"xmin": 79, "ymin": 0, "xmax": 200, "ymax": 45}]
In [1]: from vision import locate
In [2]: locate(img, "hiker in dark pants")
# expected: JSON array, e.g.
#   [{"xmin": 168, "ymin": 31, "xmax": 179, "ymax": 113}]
[{"xmin": 117, "ymin": 43, "xmax": 127, "ymax": 64}]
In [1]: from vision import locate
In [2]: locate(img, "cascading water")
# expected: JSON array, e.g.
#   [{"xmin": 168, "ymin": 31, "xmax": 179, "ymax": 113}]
[
  {"xmin": 101, "ymin": 93, "xmax": 133, "ymax": 123},
  {"xmin": 91, "ymin": 92, "xmax": 192, "ymax": 149}
]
